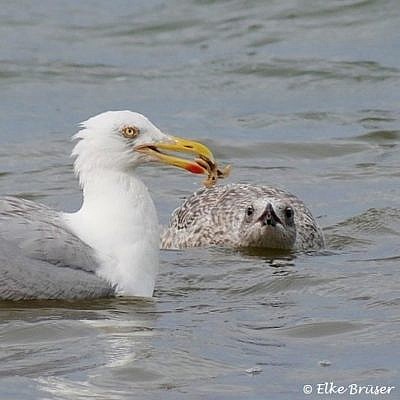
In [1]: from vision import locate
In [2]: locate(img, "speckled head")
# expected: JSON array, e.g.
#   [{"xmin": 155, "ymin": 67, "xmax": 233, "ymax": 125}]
[
  {"xmin": 161, "ymin": 183, "xmax": 324, "ymax": 251},
  {"xmin": 237, "ymin": 196, "xmax": 297, "ymax": 249}
]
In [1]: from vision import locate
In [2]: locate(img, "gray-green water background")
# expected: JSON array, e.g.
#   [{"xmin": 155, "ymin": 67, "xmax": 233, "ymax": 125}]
[{"xmin": 0, "ymin": 1, "xmax": 399, "ymax": 399}]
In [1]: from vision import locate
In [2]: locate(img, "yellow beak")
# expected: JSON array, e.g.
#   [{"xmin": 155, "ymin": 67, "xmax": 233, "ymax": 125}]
[{"xmin": 134, "ymin": 136, "xmax": 215, "ymax": 175}]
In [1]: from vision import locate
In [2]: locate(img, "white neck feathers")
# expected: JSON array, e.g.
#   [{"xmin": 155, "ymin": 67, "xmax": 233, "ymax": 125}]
[{"xmin": 64, "ymin": 134, "xmax": 160, "ymax": 297}]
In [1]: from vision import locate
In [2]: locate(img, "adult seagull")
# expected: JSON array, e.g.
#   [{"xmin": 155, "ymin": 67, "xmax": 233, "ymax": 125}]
[{"xmin": 0, "ymin": 110, "xmax": 215, "ymax": 300}]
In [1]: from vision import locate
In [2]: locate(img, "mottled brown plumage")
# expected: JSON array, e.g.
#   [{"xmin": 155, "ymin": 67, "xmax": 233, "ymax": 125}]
[{"xmin": 161, "ymin": 183, "xmax": 324, "ymax": 251}]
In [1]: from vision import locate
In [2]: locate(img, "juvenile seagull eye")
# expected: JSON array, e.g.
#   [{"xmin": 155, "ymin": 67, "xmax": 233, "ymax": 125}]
[
  {"xmin": 122, "ymin": 125, "xmax": 140, "ymax": 138},
  {"xmin": 246, "ymin": 206, "xmax": 254, "ymax": 217},
  {"xmin": 285, "ymin": 207, "xmax": 293, "ymax": 219}
]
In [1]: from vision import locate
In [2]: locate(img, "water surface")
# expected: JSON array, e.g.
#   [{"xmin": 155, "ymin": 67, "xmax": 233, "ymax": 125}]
[{"xmin": 0, "ymin": 1, "xmax": 399, "ymax": 399}]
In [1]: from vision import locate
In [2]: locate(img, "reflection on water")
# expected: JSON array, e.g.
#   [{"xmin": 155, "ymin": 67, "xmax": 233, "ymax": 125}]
[{"xmin": 0, "ymin": 0, "xmax": 400, "ymax": 398}]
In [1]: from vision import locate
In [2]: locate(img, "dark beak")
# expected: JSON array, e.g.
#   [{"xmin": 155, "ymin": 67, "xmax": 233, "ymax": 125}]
[{"xmin": 258, "ymin": 203, "xmax": 282, "ymax": 227}]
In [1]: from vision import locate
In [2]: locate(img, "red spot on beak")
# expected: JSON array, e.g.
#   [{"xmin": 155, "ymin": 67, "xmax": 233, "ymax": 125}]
[{"xmin": 185, "ymin": 163, "xmax": 205, "ymax": 174}]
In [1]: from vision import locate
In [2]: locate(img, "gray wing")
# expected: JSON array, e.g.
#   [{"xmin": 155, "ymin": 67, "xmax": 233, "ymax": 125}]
[{"xmin": 0, "ymin": 197, "xmax": 115, "ymax": 300}]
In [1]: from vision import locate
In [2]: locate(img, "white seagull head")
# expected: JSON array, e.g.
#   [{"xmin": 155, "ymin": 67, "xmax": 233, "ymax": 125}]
[{"xmin": 72, "ymin": 110, "xmax": 215, "ymax": 185}]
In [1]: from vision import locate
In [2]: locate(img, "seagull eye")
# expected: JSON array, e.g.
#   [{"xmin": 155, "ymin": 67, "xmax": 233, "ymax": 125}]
[
  {"xmin": 122, "ymin": 125, "xmax": 140, "ymax": 139},
  {"xmin": 246, "ymin": 205, "xmax": 254, "ymax": 217},
  {"xmin": 285, "ymin": 207, "xmax": 293, "ymax": 219}
]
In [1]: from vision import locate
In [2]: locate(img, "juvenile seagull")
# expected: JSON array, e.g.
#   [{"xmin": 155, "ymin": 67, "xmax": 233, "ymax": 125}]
[
  {"xmin": 0, "ymin": 111, "xmax": 216, "ymax": 300},
  {"xmin": 161, "ymin": 183, "xmax": 324, "ymax": 251}
]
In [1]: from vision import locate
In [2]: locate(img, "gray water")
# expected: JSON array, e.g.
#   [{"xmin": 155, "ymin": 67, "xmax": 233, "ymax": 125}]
[{"xmin": 1, "ymin": 1, "xmax": 399, "ymax": 399}]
